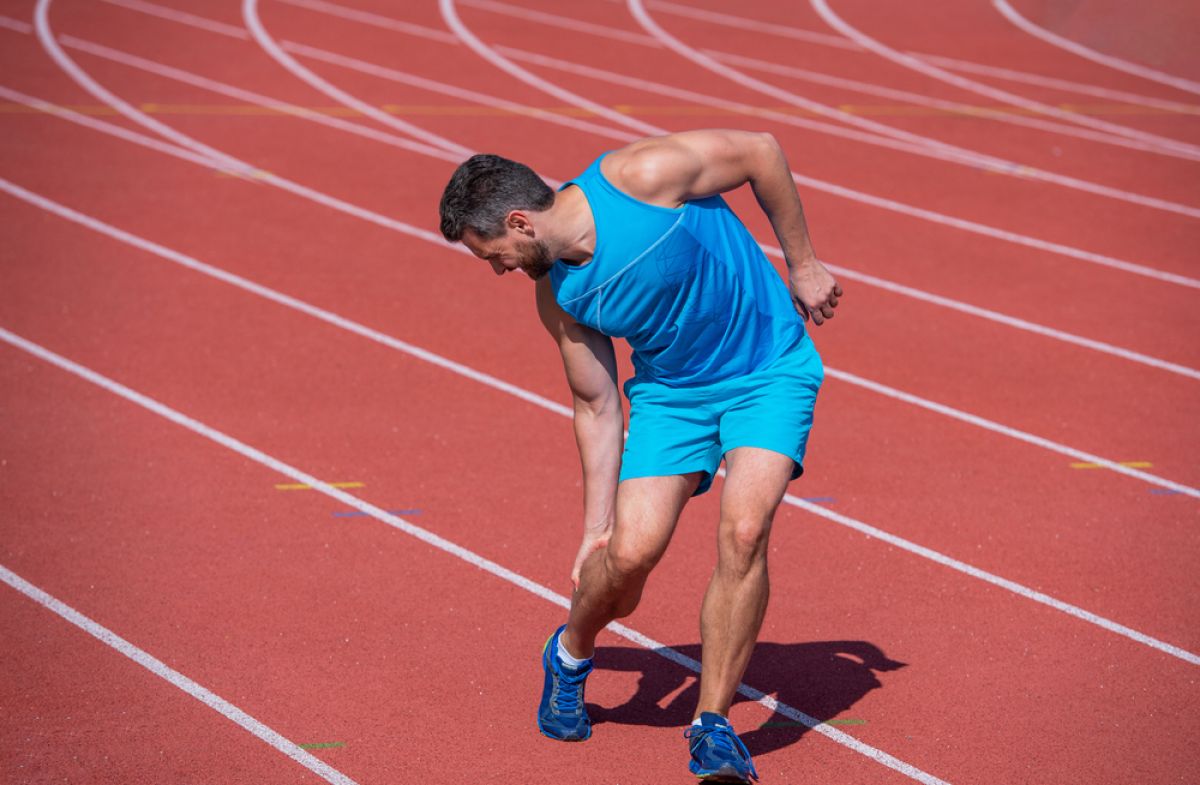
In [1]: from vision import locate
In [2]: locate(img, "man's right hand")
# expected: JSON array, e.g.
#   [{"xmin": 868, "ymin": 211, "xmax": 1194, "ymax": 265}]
[{"xmin": 571, "ymin": 527, "xmax": 611, "ymax": 590}]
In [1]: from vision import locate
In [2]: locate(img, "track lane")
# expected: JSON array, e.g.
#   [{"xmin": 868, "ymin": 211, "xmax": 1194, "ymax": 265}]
[
  {"xmin": 391, "ymin": 0, "xmax": 1200, "ymax": 270},
  {"xmin": 0, "ymin": 314, "xmax": 945, "ymax": 785},
  {"xmin": 4, "ymin": 35, "xmax": 1195, "ymax": 492},
  {"xmin": 44, "ymin": 0, "xmax": 1200, "ymax": 291},
  {"xmin": 4, "ymin": 153, "xmax": 1195, "ymax": 648},
  {"xmin": 2, "ymin": 162, "xmax": 1200, "ymax": 652},
  {"xmin": 4, "ymin": 34, "xmax": 1195, "ymax": 417},
  {"xmin": 467, "ymin": 0, "xmax": 1200, "ymax": 192},
  {"xmin": 2, "ymin": 209, "xmax": 1197, "ymax": 783},
  {"xmin": 4, "ymin": 90, "xmax": 1195, "ymax": 492},
  {"xmin": 0, "ymin": 581, "xmax": 359, "ymax": 785},
  {"xmin": 7, "ymin": 3, "xmax": 1200, "ymax": 782}
]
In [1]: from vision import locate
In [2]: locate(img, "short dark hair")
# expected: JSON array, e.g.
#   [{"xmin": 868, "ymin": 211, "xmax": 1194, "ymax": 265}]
[{"xmin": 438, "ymin": 154, "xmax": 555, "ymax": 242}]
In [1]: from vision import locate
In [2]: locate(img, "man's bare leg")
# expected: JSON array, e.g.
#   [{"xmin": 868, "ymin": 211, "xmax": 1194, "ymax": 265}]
[
  {"xmin": 695, "ymin": 447, "xmax": 795, "ymax": 717},
  {"xmin": 561, "ymin": 472, "xmax": 702, "ymax": 659}
]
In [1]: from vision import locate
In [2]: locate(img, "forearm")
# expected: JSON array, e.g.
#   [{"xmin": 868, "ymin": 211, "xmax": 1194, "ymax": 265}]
[
  {"xmin": 747, "ymin": 135, "xmax": 818, "ymax": 269},
  {"xmin": 572, "ymin": 402, "xmax": 624, "ymax": 532}
]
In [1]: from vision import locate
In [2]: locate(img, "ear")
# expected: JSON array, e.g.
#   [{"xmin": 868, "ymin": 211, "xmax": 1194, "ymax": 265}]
[{"xmin": 505, "ymin": 210, "xmax": 535, "ymax": 237}]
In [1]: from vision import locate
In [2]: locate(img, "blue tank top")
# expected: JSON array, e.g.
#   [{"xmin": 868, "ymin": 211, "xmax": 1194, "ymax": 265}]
[{"xmin": 548, "ymin": 153, "xmax": 805, "ymax": 387}]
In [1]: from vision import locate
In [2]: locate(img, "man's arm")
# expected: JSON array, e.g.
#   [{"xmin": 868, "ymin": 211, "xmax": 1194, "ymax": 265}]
[
  {"xmin": 535, "ymin": 278, "xmax": 624, "ymax": 588},
  {"xmin": 602, "ymin": 129, "xmax": 842, "ymax": 324}
]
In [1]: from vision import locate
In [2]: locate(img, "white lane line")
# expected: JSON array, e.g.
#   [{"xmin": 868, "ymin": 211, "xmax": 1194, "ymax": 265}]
[
  {"xmin": 462, "ymin": 0, "xmax": 657, "ymax": 47},
  {"xmin": 622, "ymin": 0, "xmax": 1200, "ymax": 113},
  {"xmin": 279, "ymin": 40, "xmax": 640, "ymax": 143},
  {"xmin": 915, "ymin": 52, "xmax": 1200, "ymax": 115},
  {"xmin": 11, "ymin": 34, "xmax": 1198, "ymax": 383},
  {"xmin": 457, "ymin": 0, "xmax": 1183, "ymax": 160},
  {"xmin": 0, "ymin": 176, "xmax": 568, "ymax": 417},
  {"xmin": 992, "ymin": 0, "xmax": 1200, "ymax": 96},
  {"xmin": 100, "ymin": 0, "xmax": 250, "ymax": 38},
  {"xmin": 34, "ymin": 0, "xmax": 251, "ymax": 176},
  {"xmin": 438, "ymin": 0, "xmax": 660, "ymax": 136},
  {"xmin": 775, "ymin": 495, "xmax": 1200, "ymax": 666},
  {"xmin": 58, "ymin": 36, "xmax": 466, "ymax": 164},
  {"xmin": 0, "ymin": 84, "xmax": 232, "ymax": 169},
  {"xmin": 796, "ymin": 259, "xmax": 1200, "ymax": 380},
  {"xmin": 628, "ymin": 0, "xmax": 1200, "ymax": 217},
  {"xmin": 241, "ymin": 0, "xmax": 472, "ymax": 158},
  {"xmin": 0, "ymin": 327, "xmax": 954, "ymax": 785},
  {"xmin": 277, "ymin": 0, "xmax": 458, "ymax": 45},
  {"xmin": 93, "ymin": 0, "xmax": 635, "ymax": 142},
  {"xmin": 3, "ymin": 177, "xmax": 1197, "ymax": 669},
  {"xmin": 61, "ymin": 0, "xmax": 1200, "ymax": 292},
  {"xmin": 710, "ymin": 49, "xmax": 1191, "ymax": 161},
  {"xmin": 494, "ymin": 45, "xmax": 1200, "ymax": 292},
  {"xmin": 5, "ymin": 174, "xmax": 1194, "ymax": 494},
  {"xmin": 7, "ymin": 58, "xmax": 1196, "ymax": 382},
  {"xmin": 0, "ymin": 14, "xmax": 32, "ymax": 32},
  {"xmin": 808, "ymin": 0, "xmax": 1200, "ymax": 158},
  {"xmin": 0, "ymin": 564, "xmax": 362, "ymax": 785},
  {"xmin": 28, "ymin": 6, "xmax": 469, "ymax": 249},
  {"xmin": 643, "ymin": 0, "xmax": 858, "ymax": 50},
  {"xmin": 823, "ymin": 366, "xmax": 1199, "ymax": 497},
  {"xmin": 23, "ymin": 5, "xmax": 1200, "ymax": 384}
]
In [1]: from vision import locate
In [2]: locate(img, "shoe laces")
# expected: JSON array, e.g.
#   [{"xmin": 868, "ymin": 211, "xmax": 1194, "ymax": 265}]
[
  {"xmin": 684, "ymin": 723, "xmax": 759, "ymax": 781},
  {"xmin": 553, "ymin": 664, "xmax": 589, "ymax": 716}
]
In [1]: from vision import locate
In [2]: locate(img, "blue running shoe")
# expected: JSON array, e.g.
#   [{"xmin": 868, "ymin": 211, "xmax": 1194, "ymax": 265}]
[
  {"xmin": 685, "ymin": 712, "xmax": 759, "ymax": 782},
  {"xmin": 537, "ymin": 625, "xmax": 592, "ymax": 741}
]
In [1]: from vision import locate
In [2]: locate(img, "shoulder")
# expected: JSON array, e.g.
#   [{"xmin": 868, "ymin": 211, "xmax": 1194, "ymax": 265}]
[{"xmin": 600, "ymin": 137, "xmax": 703, "ymax": 208}]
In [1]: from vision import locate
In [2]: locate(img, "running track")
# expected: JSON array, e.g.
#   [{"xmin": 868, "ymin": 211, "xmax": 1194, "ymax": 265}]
[{"xmin": 1, "ymin": 0, "xmax": 1197, "ymax": 783}]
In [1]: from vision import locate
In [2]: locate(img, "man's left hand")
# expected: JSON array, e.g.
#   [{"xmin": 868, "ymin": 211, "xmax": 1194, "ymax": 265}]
[{"xmin": 788, "ymin": 258, "xmax": 842, "ymax": 325}]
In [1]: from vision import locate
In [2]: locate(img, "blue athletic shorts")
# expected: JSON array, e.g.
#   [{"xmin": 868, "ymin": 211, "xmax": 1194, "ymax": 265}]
[{"xmin": 619, "ymin": 335, "xmax": 823, "ymax": 496}]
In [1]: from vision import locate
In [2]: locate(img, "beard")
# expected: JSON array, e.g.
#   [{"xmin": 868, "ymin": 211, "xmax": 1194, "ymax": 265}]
[{"xmin": 517, "ymin": 238, "xmax": 555, "ymax": 280}]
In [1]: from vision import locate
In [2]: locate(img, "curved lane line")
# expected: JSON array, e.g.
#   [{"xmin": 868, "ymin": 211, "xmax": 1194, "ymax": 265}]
[
  {"xmin": 12, "ymin": 38, "xmax": 1200, "ymax": 379},
  {"xmin": 438, "ymin": 0, "xmax": 661, "ymax": 136},
  {"xmin": 626, "ymin": 0, "xmax": 1200, "ymax": 218},
  {"xmin": 2, "ymin": 180, "xmax": 1198, "ymax": 672},
  {"xmin": 59, "ymin": 36, "xmax": 467, "ymax": 164},
  {"xmin": 494, "ymin": 45, "xmax": 1200, "ymax": 292},
  {"xmin": 635, "ymin": 0, "xmax": 1200, "ymax": 113},
  {"xmin": 0, "ymin": 328, "xmax": 954, "ymax": 785},
  {"xmin": 808, "ymin": 0, "xmax": 1200, "ymax": 157},
  {"xmin": 992, "ymin": 0, "xmax": 1200, "ymax": 96},
  {"xmin": 458, "ymin": 0, "xmax": 1189, "ymax": 160},
  {"xmin": 30, "ymin": 0, "xmax": 466, "ymax": 248},
  {"xmin": 57, "ymin": 0, "xmax": 1200, "ymax": 290},
  {"xmin": 0, "ymin": 564, "xmax": 362, "ymax": 785},
  {"xmin": 278, "ymin": 40, "xmax": 641, "ymax": 144},
  {"xmin": 241, "ymin": 0, "xmax": 473, "ymax": 158},
  {"xmin": 915, "ymin": 51, "xmax": 1200, "ymax": 115},
  {"xmin": 709, "ymin": 49, "xmax": 1192, "ymax": 161},
  {"xmin": 25, "ymin": 30, "xmax": 1200, "ymax": 376},
  {"xmin": 33, "ymin": 0, "xmax": 250, "ymax": 175}
]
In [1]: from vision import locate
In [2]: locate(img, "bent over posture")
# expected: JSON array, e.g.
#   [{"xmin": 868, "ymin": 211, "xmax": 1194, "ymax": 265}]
[{"xmin": 439, "ymin": 130, "xmax": 840, "ymax": 783}]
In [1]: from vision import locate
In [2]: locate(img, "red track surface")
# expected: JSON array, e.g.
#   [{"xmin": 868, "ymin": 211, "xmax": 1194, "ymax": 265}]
[{"xmin": 1, "ymin": 1, "xmax": 1198, "ymax": 783}]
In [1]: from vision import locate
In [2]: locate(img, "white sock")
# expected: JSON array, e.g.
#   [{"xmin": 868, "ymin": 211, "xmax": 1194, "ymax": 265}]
[
  {"xmin": 556, "ymin": 636, "xmax": 591, "ymax": 669},
  {"xmin": 693, "ymin": 713, "xmax": 727, "ymax": 726}
]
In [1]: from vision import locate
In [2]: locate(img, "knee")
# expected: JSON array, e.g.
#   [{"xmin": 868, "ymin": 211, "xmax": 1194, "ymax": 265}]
[
  {"xmin": 718, "ymin": 515, "xmax": 772, "ymax": 575},
  {"xmin": 604, "ymin": 539, "xmax": 661, "ymax": 583}
]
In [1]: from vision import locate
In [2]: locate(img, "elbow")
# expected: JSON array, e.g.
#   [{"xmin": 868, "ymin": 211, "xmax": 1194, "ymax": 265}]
[{"xmin": 754, "ymin": 131, "xmax": 785, "ymax": 168}]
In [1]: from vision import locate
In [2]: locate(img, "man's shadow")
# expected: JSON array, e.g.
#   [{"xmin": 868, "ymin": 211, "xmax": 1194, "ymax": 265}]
[{"xmin": 588, "ymin": 641, "xmax": 905, "ymax": 757}]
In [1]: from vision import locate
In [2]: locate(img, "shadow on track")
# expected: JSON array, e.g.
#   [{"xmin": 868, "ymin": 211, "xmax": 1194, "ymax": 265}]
[{"xmin": 589, "ymin": 641, "xmax": 905, "ymax": 756}]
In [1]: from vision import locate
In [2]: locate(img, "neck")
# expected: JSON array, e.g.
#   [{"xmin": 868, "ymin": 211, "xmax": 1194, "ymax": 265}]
[{"xmin": 542, "ymin": 185, "xmax": 595, "ymax": 263}]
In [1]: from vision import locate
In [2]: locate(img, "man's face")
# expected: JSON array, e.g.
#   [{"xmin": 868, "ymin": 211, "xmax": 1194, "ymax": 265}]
[{"xmin": 463, "ymin": 227, "xmax": 555, "ymax": 280}]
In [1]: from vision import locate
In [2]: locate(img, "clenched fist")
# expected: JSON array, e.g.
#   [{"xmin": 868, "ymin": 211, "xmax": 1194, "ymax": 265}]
[{"xmin": 788, "ymin": 258, "xmax": 842, "ymax": 326}]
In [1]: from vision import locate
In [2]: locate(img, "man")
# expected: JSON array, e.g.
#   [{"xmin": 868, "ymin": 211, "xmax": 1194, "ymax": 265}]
[{"xmin": 439, "ymin": 129, "xmax": 840, "ymax": 783}]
